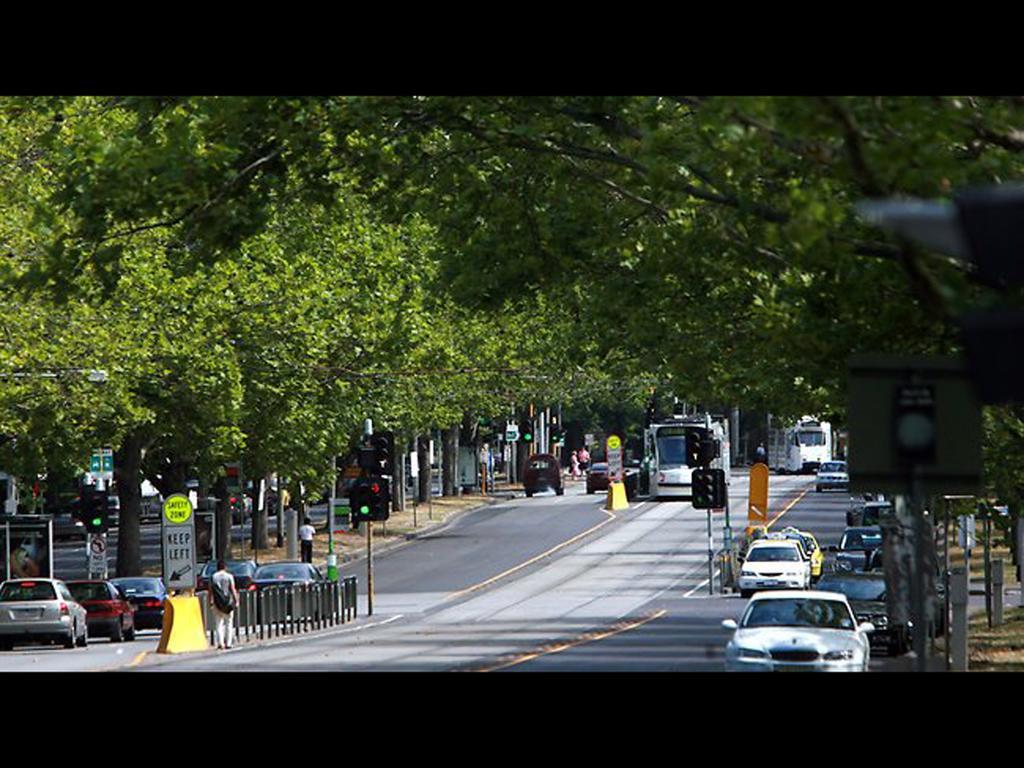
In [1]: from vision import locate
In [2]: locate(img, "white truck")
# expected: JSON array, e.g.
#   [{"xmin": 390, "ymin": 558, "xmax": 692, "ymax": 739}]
[
  {"xmin": 644, "ymin": 415, "xmax": 731, "ymax": 500},
  {"xmin": 767, "ymin": 416, "xmax": 832, "ymax": 474}
]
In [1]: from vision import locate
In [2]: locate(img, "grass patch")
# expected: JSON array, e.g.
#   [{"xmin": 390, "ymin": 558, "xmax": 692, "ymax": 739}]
[{"xmin": 968, "ymin": 606, "xmax": 1024, "ymax": 671}]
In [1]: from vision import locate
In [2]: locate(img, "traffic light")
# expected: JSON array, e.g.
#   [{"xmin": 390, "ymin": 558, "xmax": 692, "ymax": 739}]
[
  {"xmin": 349, "ymin": 476, "xmax": 391, "ymax": 522},
  {"xmin": 519, "ymin": 419, "xmax": 534, "ymax": 444},
  {"xmin": 373, "ymin": 431, "xmax": 394, "ymax": 477},
  {"xmin": 685, "ymin": 427, "xmax": 708, "ymax": 468},
  {"xmin": 82, "ymin": 487, "xmax": 109, "ymax": 533},
  {"xmin": 228, "ymin": 495, "xmax": 246, "ymax": 520},
  {"xmin": 894, "ymin": 384, "xmax": 937, "ymax": 465},
  {"xmin": 691, "ymin": 469, "xmax": 727, "ymax": 509}
]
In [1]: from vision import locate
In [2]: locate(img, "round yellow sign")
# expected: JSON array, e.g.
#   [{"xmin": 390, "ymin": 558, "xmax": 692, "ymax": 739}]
[
  {"xmin": 163, "ymin": 494, "xmax": 193, "ymax": 524},
  {"xmin": 607, "ymin": 435, "xmax": 622, "ymax": 450}
]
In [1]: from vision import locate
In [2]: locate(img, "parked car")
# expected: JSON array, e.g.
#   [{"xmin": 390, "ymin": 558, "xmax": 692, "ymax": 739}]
[
  {"xmin": 109, "ymin": 577, "xmax": 167, "ymax": 630},
  {"xmin": 829, "ymin": 527, "xmax": 884, "ymax": 572},
  {"xmin": 252, "ymin": 562, "xmax": 324, "ymax": 591},
  {"xmin": 815, "ymin": 460, "xmax": 849, "ymax": 492},
  {"xmin": 816, "ymin": 572, "xmax": 908, "ymax": 655},
  {"xmin": 738, "ymin": 540, "xmax": 812, "ymax": 597},
  {"xmin": 523, "ymin": 453, "xmax": 564, "ymax": 497},
  {"xmin": 196, "ymin": 560, "xmax": 258, "ymax": 593},
  {"xmin": 0, "ymin": 578, "xmax": 88, "ymax": 650},
  {"xmin": 140, "ymin": 495, "xmax": 164, "ymax": 523},
  {"xmin": 586, "ymin": 463, "xmax": 610, "ymax": 494},
  {"xmin": 722, "ymin": 590, "xmax": 873, "ymax": 671},
  {"xmin": 66, "ymin": 580, "xmax": 136, "ymax": 642}
]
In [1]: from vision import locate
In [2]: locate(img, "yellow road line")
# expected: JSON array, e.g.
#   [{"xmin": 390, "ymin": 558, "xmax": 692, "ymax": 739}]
[
  {"xmin": 475, "ymin": 609, "xmax": 668, "ymax": 672},
  {"xmin": 128, "ymin": 651, "xmax": 148, "ymax": 668},
  {"xmin": 766, "ymin": 489, "xmax": 809, "ymax": 529},
  {"xmin": 445, "ymin": 506, "xmax": 619, "ymax": 601}
]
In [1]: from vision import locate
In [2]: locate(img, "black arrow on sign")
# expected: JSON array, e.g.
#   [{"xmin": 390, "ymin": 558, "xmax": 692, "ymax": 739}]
[{"xmin": 170, "ymin": 564, "xmax": 192, "ymax": 581}]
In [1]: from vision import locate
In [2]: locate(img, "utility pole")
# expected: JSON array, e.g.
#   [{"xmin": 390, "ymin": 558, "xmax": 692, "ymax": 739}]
[{"xmin": 364, "ymin": 418, "xmax": 374, "ymax": 616}]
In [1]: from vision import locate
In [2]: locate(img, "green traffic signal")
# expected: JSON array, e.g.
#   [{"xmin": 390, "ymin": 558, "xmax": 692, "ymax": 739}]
[{"xmin": 360, "ymin": 505, "xmax": 370, "ymax": 514}]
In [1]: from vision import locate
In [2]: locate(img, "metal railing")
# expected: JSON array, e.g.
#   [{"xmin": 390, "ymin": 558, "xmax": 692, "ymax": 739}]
[{"xmin": 197, "ymin": 576, "xmax": 357, "ymax": 647}]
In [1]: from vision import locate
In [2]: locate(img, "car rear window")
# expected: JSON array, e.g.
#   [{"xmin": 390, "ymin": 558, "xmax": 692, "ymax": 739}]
[
  {"xmin": 255, "ymin": 564, "xmax": 309, "ymax": 580},
  {"xmin": 820, "ymin": 462, "xmax": 846, "ymax": 473},
  {"xmin": 68, "ymin": 582, "xmax": 112, "ymax": 602},
  {"xmin": 0, "ymin": 581, "xmax": 57, "ymax": 602},
  {"xmin": 111, "ymin": 578, "xmax": 162, "ymax": 594},
  {"xmin": 528, "ymin": 459, "xmax": 552, "ymax": 470}
]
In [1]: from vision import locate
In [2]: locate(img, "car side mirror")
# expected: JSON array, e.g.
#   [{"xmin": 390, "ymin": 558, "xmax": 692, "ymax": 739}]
[
  {"xmin": 827, "ymin": 545, "xmax": 839, "ymax": 552},
  {"xmin": 721, "ymin": 619, "xmax": 738, "ymax": 631},
  {"xmin": 858, "ymin": 622, "xmax": 875, "ymax": 634}
]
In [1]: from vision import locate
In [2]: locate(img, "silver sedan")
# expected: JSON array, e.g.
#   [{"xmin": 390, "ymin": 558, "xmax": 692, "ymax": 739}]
[
  {"xmin": 723, "ymin": 590, "xmax": 873, "ymax": 671},
  {"xmin": 0, "ymin": 578, "xmax": 89, "ymax": 650}
]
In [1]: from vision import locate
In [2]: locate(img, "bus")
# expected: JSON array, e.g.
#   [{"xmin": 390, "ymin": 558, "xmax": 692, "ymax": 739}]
[
  {"xmin": 643, "ymin": 415, "xmax": 730, "ymax": 500},
  {"xmin": 767, "ymin": 417, "xmax": 832, "ymax": 474}
]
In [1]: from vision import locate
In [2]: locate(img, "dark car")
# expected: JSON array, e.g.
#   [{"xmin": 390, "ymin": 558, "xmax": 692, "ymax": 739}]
[
  {"xmin": 196, "ymin": 560, "xmax": 258, "ymax": 593},
  {"xmin": 829, "ymin": 527, "xmax": 883, "ymax": 573},
  {"xmin": 586, "ymin": 463, "xmax": 610, "ymax": 494},
  {"xmin": 51, "ymin": 511, "xmax": 87, "ymax": 541},
  {"xmin": 66, "ymin": 580, "xmax": 136, "ymax": 642},
  {"xmin": 252, "ymin": 562, "xmax": 324, "ymax": 591},
  {"xmin": 847, "ymin": 500, "xmax": 893, "ymax": 527},
  {"xmin": 523, "ymin": 453, "xmax": 564, "ymax": 497},
  {"xmin": 816, "ymin": 572, "xmax": 908, "ymax": 655},
  {"xmin": 109, "ymin": 576, "xmax": 167, "ymax": 630}
]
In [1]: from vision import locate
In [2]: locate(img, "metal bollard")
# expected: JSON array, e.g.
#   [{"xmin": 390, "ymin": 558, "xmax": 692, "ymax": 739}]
[
  {"xmin": 950, "ymin": 566, "xmax": 969, "ymax": 672},
  {"xmin": 993, "ymin": 558, "xmax": 1004, "ymax": 627}
]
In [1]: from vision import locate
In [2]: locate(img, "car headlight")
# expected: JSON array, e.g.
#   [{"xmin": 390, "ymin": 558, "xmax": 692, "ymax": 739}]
[
  {"xmin": 737, "ymin": 648, "xmax": 768, "ymax": 659},
  {"xmin": 823, "ymin": 649, "xmax": 855, "ymax": 660},
  {"xmin": 740, "ymin": 570, "xmax": 755, "ymax": 577}
]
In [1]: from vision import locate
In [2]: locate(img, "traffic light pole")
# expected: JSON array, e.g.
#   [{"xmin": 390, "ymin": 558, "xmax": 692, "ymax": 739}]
[
  {"xmin": 366, "ymin": 519, "xmax": 374, "ymax": 616},
  {"xmin": 707, "ymin": 509, "xmax": 714, "ymax": 596}
]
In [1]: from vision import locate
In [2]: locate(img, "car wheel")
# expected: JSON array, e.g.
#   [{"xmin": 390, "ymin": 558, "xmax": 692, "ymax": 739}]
[
  {"xmin": 111, "ymin": 621, "xmax": 124, "ymax": 643},
  {"xmin": 525, "ymin": 490, "xmax": 533, "ymax": 498},
  {"xmin": 586, "ymin": 488, "xmax": 594, "ymax": 494},
  {"xmin": 555, "ymin": 488, "xmax": 564, "ymax": 496},
  {"xmin": 124, "ymin": 618, "xmax": 136, "ymax": 642},
  {"xmin": 76, "ymin": 626, "xmax": 87, "ymax": 647},
  {"xmin": 740, "ymin": 589, "xmax": 752, "ymax": 599},
  {"xmin": 63, "ymin": 624, "xmax": 76, "ymax": 649},
  {"xmin": 0, "ymin": 640, "xmax": 11, "ymax": 652}
]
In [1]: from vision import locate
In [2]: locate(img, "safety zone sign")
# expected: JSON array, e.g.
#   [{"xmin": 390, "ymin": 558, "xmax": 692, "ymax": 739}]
[
  {"xmin": 606, "ymin": 434, "xmax": 624, "ymax": 482},
  {"xmin": 162, "ymin": 494, "xmax": 196, "ymax": 590}
]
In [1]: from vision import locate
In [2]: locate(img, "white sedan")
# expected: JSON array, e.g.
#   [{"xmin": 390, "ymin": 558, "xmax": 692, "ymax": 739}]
[
  {"xmin": 738, "ymin": 540, "xmax": 811, "ymax": 597},
  {"xmin": 815, "ymin": 461, "xmax": 849, "ymax": 492},
  {"xmin": 723, "ymin": 590, "xmax": 873, "ymax": 671}
]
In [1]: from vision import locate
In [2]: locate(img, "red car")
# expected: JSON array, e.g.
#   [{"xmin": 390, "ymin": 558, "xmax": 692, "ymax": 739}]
[
  {"xmin": 586, "ymin": 462, "xmax": 610, "ymax": 494},
  {"xmin": 523, "ymin": 453, "xmax": 564, "ymax": 497},
  {"xmin": 66, "ymin": 580, "xmax": 136, "ymax": 642}
]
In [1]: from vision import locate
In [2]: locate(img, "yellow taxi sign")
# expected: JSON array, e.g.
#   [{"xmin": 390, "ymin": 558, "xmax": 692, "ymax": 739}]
[
  {"xmin": 163, "ymin": 494, "xmax": 193, "ymax": 525},
  {"xmin": 606, "ymin": 435, "xmax": 622, "ymax": 450}
]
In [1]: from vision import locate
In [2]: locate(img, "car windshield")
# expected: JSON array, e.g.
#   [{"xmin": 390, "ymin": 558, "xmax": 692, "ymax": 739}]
[
  {"xmin": 201, "ymin": 562, "xmax": 254, "ymax": 577},
  {"xmin": 817, "ymin": 578, "xmax": 886, "ymax": 601},
  {"xmin": 0, "ymin": 581, "xmax": 57, "ymax": 602},
  {"xmin": 742, "ymin": 598, "xmax": 855, "ymax": 630},
  {"xmin": 746, "ymin": 546, "xmax": 800, "ymax": 562},
  {"xmin": 820, "ymin": 462, "xmax": 846, "ymax": 473},
  {"xmin": 68, "ymin": 582, "xmax": 112, "ymax": 602},
  {"xmin": 799, "ymin": 431, "xmax": 826, "ymax": 446},
  {"xmin": 255, "ymin": 564, "xmax": 310, "ymax": 580},
  {"xmin": 841, "ymin": 531, "xmax": 883, "ymax": 550},
  {"xmin": 111, "ymin": 578, "xmax": 162, "ymax": 594},
  {"xmin": 656, "ymin": 432, "xmax": 687, "ymax": 469}
]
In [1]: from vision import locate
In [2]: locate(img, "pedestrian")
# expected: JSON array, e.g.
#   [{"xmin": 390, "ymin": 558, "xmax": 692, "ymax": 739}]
[
  {"xmin": 578, "ymin": 446, "xmax": 591, "ymax": 472},
  {"xmin": 755, "ymin": 443, "xmax": 767, "ymax": 464},
  {"xmin": 299, "ymin": 516, "xmax": 316, "ymax": 564},
  {"xmin": 208, "ymin": 559, "xmax": 239, "ymax": 650},
  {"xmin": 570, "ymin": 450, "xmax": 581, "ymax": 479}
]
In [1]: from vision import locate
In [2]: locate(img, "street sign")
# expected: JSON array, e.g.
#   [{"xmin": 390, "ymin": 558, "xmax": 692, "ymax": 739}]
[
  {"xmin": 606, "ymin": 435, "xmax": 623, "ymax": 481},
  {"xmin": 847, "ymin": 354, "xmax": 982, "ymax": 494},
  {"xmin": 410, "ymin": 451, "xmax": 419, "ymax": 478},
  {"xmin": 90, "ymin": 448, "xmax": 114, "ymax": 482},
  {"xmin": 506, "ymin": 421, "xmax": 519, "ymax": 442},
  {"xmin": 88, "ymin": 533, "xmax": 107, "ymax": 578},
  {"xmin": 162, "ymin": 494, "xmax": 196, "ymax": 591},
  {"xmin": 958, "ymin": 515, "xmax": 976, "ymax": 552}
]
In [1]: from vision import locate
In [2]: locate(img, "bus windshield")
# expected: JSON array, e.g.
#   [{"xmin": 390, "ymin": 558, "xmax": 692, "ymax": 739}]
[{"xmin": 656, "ymin": 431, "xmax": 687, "ymax": 469}]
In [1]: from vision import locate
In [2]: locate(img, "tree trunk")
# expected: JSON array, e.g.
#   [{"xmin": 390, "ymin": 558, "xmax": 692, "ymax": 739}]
[
  {"xmin": 392, "ymin": 435, "xmax": 406, "ymax": 512},
  {"xmin": 114, "ymin": 430, "xmax": 145, "ymax": 577},
  {"xmin": 214, "ymin": 477, "xmax": 231, "ymax": 561},
  {"xmin": 442, "ymin": 426, "xmax": 459, "ymax": 497},
  {"xmin": 417, "ymin": 435, "xmax": 430, "ymax": 502},
  {"xmin": 251, "ymin": 471, "xmax": 271, "ymax": 551}
]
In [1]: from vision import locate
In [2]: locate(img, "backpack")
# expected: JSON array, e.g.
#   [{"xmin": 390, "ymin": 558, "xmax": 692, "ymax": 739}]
[{"xmin": 212, "ymin": 575, "xmax": 236, "ymax": 613}]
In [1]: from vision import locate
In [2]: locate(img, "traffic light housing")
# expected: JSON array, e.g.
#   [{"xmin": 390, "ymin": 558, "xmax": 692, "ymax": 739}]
[
  {"xmin": 685, "ymin": 427, "xmax": 708, "ymax": 468},
  {"xmin": 358, "ymin": 431, "xmax": 394, "ymax": 476},
  {"xmin": 82, "ymin": 487, "xmax": 109, "ymax": 533},
  {"xmin": 228, "ymin": 495, "xmax": 247, "ymax": 520},
  {"xmin": 691, "ymin": 468, "xmax": 727, "ymax": 509},
  {"xmin": 520, "ymin": 419, "xmax": 534, "ymax": 444},
  {"xmin": 349, "ymin": 475, "xmax": 391, "ymax": 522}
]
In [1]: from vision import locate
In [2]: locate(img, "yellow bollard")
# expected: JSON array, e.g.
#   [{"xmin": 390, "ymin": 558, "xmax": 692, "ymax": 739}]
[
  {"xmin": 605, "ymin": 481, "xmax": 629, "ymax": 511},
  {"xmin": 156, "ymin": 596, "xmax": 210, "ymax": 654}
]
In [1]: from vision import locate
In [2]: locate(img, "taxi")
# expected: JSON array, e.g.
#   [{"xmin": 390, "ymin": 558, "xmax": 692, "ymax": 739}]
[{"xmin": 777, "ymin": 527, "xmax": 824, "ymax": 581}]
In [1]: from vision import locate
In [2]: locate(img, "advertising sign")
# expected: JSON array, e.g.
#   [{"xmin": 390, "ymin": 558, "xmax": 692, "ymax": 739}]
[
  {"xmin": 162, "ymin": 494, "xmax": 196, "ymax": 591},
  {"xmin": 5, "ymin": 520, "xmax": 52, "ymax": 579}
]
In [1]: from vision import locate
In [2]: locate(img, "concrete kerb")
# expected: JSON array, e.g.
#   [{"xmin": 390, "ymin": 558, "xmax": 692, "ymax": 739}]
[{"xmin": 331, "ymin": 494, "xmax": 514, "ymax": 567}]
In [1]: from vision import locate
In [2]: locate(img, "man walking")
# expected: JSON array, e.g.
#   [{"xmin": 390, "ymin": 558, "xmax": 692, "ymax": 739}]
[
  {"xmin": 755, "ymin": 443, "xmax": 767, "ymax": 464},
  {"xmin": 299, "ymin": 517, "xmax": 316, "ymax": 564},
  {"xmin": 209, "ymin": 559, "xmax": 239, "ymax": 650}
]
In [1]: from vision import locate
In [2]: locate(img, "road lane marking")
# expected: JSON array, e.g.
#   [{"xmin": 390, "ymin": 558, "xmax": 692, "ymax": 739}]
[
  {"xmin": 766, "ymin": 488, "xmax": 809, "ymax": 529},
  {"xmin": 129, "ymin": 651, "xmax": 148, "ymax": 667},
  {"xmin": 683, "ymin": 569, "xmax": 721, "ymax": 598},
  {"xmin": 472, "ymin": 609, "xmax": 668, "ymax": 672},
  {"xmin": 444, "ymin": 506, "xmax": 620, "ymax": 601}
]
